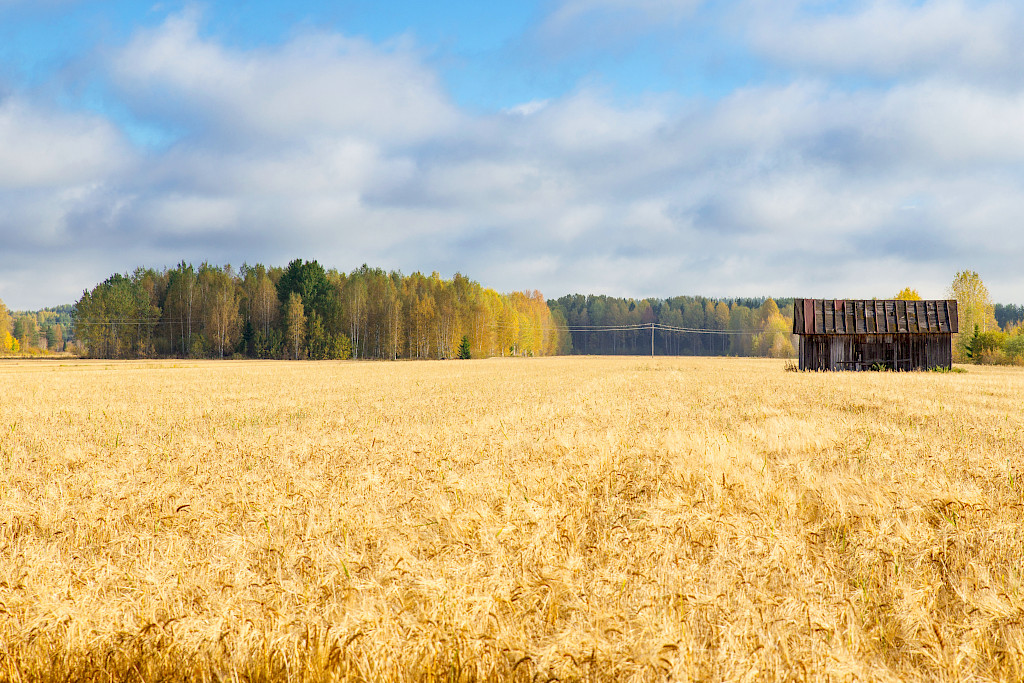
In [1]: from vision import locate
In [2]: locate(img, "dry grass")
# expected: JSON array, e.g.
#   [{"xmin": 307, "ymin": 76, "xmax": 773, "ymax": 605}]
[{"xmin": 1, "ymin": 356, "xmax": 1023, "ymax": 681}]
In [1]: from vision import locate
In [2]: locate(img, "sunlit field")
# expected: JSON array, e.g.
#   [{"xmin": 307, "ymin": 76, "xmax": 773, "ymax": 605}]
[{"xmin": 1, "ymin": 357, "xmax": 1022, "ymax": 681}]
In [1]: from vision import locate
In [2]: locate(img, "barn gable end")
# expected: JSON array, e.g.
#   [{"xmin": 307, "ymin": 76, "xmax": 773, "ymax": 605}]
[{"xmin": 792, "ymin": 299, "xmax": 959, "ymax": 371}]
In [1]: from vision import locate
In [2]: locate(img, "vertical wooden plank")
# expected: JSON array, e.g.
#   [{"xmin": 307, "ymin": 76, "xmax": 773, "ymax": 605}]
[
  {"xmin": 804, "ymin": 299, "xmax": 815, "ymax": 335},
  {"xmin": 949, "ymin": 300, "xmax": 959, "ymax": 334}
]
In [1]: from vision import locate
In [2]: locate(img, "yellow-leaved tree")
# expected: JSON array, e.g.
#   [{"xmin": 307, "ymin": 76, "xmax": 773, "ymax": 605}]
[
  {"xmin": 948, "ymin": 270, "xmax": 997, "ymax": 361},
  {"xmin": 0, "ymin": 297, "xmax": 14, "ymax": 353},
  {"xmin": 894, "ymin": 287, "xmax": 922, "ymax": 300},
  {"xmin": 752, "ymin": 298, "xmax": 796, "ymax": 358}
]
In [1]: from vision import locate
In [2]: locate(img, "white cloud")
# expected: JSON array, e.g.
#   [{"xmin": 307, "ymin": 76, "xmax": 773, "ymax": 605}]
[
  {"xmin": 503, "ymin": 99, "xmax": 550, "ymax": 117},
  {"xmin": 112, "ymin": 11, "xmax": 461, "ymax": 145},
  {"xmin": 747, "ymin": 0, "xmax": 1024, "ymax": 83},
  {"xmin": 534, "ymin": 0, "xmax": 704, "ymax": 53},
  {"xmin": 529, "ymin": 89, "xmax": 670, "ymax": 151},
  {"xmin": 0, "ymin": 98, "xmax": 131, "ymax": 189}
]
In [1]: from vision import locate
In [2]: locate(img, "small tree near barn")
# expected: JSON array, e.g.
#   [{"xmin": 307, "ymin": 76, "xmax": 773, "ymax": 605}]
[
  {"xmin": 894, "ymin": 287, "xmax": 922, "ymax": 300},
  {"xmin": 948, "ymin": 271, "xmax": 997, "ymax": 361}
]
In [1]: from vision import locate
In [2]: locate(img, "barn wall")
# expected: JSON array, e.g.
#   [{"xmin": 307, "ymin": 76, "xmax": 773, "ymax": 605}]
[{"xmin": 797, "ymin": 334, "xmax": 952, "ymax": 371}]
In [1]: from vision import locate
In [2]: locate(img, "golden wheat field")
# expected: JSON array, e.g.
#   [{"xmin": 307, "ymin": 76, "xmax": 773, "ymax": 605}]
[{"xmin": 1, "ymin": 356, "xmax": 1023, "ymax": 682}]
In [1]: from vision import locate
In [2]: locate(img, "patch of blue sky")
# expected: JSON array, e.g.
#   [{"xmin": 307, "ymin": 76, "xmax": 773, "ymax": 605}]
[
  {"xmin": 0, "ymin": 1, "xmax": 170, "ymax": 81},
  {"xmin": 0, "ymin": 2, "xmax": 176, "ymax": 149},
  {"xmin": 796, "ymin": 0, "xmax": 873, "ymax": 17},
  {"xmin": 75, "ymin": 81, "xmax": 184, "ymax": 150},
  {"xmin": 0, "ymin": 3, "xmax": 94, "ymax": 87},
  {"xmin": 215, "ymin": 0, "xmax": 542, "ymax": 52},
  {"xmin": 441, "ymin": 11, "xmax": 771, "ymax": 111}
]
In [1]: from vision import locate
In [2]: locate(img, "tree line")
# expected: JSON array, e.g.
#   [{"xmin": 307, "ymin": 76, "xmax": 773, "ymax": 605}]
[
  {"xmin": 548, "ymin": 295, "xmax": 798, "ymax": 357},
  {"xmin": 994, "ymin": 304, "xmax": 1024, "ymax": 330},
  {"xmin": 0, "ymin": 301, "xmax": 72, "ymax": 355},
  {"xmin": 70, "ymin": 261, "xmax": 561, "ymax": 360},
  {"xmin": 4, "ymin": 266, "xmax": 1023, "ymax": 365}
]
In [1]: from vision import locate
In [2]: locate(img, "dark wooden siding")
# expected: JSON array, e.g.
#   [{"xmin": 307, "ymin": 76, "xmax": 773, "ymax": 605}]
[{"xmin": 797, "ymin": 333, "xmax": 953, "ymax": 371}]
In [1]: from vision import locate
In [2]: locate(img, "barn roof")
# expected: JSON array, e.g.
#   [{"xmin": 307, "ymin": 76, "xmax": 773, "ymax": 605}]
[{"xmin": 793, "ymin": 299, "xmax": 959, "ymax": 335}]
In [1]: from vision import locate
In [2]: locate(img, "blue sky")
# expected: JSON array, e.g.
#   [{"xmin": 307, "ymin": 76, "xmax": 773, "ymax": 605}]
[{"xmin": 2, "ymin": 0, "xmax": 1023, "ymax": 309}]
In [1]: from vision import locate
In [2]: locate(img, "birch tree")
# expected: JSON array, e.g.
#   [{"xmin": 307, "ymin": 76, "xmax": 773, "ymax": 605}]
[
  {"xmin": 285, "ymin": 292, "xmax": 306, "ymax": 360},
  {"xmin": 949, "ymin": 270, "xmax": 997, "ymax": 360}
]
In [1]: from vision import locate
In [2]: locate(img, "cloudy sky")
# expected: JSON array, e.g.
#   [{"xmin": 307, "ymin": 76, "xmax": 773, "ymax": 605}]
[{"xmin": 1, "ymin": 0, "xmax": 1022, "ymax": 309}]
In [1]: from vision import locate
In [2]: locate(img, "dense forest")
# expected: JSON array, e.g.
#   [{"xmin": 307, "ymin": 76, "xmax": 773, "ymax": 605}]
[
  {"xmin": 68, "ymin": 261, "xmax": 562, "ymax": 360},
  {"xmin": 60, "ymin": 263, "xmax": 800, "ymax": 360},
  {"xmin": 995, "ymin": 304, "xmax": 1024, "ymax": 330}
]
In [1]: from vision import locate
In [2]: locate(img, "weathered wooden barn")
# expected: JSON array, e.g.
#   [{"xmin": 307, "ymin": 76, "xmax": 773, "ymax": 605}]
[{"xmin": 793, "ymin": 299, "xmax": 959, "ymax": 371}]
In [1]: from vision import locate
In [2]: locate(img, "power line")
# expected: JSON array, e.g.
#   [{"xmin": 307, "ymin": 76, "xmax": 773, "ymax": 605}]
[
  {"xmin": 74, "ymin": 318, "xmax": 765, "ymax": 336},
  {"xmin": 488, "ymin": 321, "xmax": 761, "ymax": 335}
]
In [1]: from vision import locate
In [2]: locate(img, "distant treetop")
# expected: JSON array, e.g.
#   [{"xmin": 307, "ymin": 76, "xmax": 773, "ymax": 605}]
[{"xmin": 894, "ymin": 287, "xmax": 922, "ymax": 301}]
